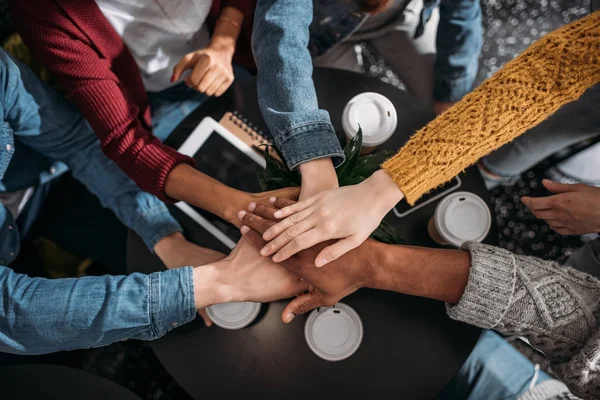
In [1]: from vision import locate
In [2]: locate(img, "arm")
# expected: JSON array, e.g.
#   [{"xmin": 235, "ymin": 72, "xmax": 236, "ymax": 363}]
[
  {"xmin": 0, "ymin": 264, "xmax": 196, "ymax": 355},
  {"xmin": 252, "ymin": 0, "xmax": 343, "ymax": 197},
  {"xmin": 254, "ymin": 11, "xmax": 600, "ymax": 263},
  {"xmin": 383, "ymin": 11, "xmax": 600, "ymax": 204},
  {"xmin": 433, "ymin": 0, "xmax": 482, "ymax": 105},
  {"xmin": 8, "ymin": 0, "xmax": 195, "ymax": 201}
]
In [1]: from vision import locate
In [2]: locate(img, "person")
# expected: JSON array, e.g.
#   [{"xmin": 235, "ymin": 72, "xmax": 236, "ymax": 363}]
[
  {"xmin": 0, "ymin": 48, "xmax": 307, "ymax": 354},
  {"xmin": 255, "ymin": 10, "xmax": 600, "ymax": 267},
  {"xmin": 9, "ymin": 0, "xmax": 296, "ymax": 228},
  {"xmin": 251, "ymin": 0, "xmax": 482, "ymax": 202},
  {"xmin": 238, "ymin": 196, "xmax": 600, "ymax": 399},
  {"xmin": 309, "ymin": 0, "xmax": 482, "ymax": 114}
]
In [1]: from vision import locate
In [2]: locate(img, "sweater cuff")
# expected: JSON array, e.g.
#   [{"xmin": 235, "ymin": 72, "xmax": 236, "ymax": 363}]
[
  {"xmin": 446, "ymin": 242, "xmax": 517, "ymax": 329},
  {"xmin": 517, "ymin": 380, "xmax": 573, "ymax": 400},
  {"xmin": 135, "ymin": 143, "xmax": 196, "ymax": 203}
]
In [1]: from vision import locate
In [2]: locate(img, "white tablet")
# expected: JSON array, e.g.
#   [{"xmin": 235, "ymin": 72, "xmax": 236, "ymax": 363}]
[{"xmin": 176, "ymin": 117, "xmax": 266, "ymax": 249}]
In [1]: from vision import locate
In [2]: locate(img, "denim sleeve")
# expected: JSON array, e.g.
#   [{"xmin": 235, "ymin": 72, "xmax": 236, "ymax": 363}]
[
  {"xmin": 0, "ymin": 265, "xmax": 195, "ymax": 355},
  {"xmin": 252, "ymin": 0, "xmax": 345, "ymax": 169},
  {"xmin": 0, "ymin": 49, "xmax": 182, "ymax": 251},
  {"xmin": 434, "ymin": 0, "xmax": 483, "ymax": 102}
]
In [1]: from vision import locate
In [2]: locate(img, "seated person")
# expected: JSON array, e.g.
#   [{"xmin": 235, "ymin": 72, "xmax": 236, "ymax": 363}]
[
  {"xmin": 309, "ymin": 0, "xmax": 482, "ymax": 114},
  {"xmin": 239, "ymin": 182, "xmax": 600, "ymax": 399},
  {"xmin": 0, "ymin": 48, "xmax": 307, "ymax": 355},
  {"xmin": 8, "ymin": 0, "xmax": 295, "ymax": 227}
]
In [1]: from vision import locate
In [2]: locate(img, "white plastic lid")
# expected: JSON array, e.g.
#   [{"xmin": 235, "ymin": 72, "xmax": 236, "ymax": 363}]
[
  {"xmin": 434, "ymin": 192, "xmax": 492, "ymax": 247},
  {"xmin": 304, "ymin": 303, "xmax": 363, "ymax": 362},
  {"xmin": 342, "ymin": 92, "xmax": 398, "ymax": 147},
  {"xmin": 206, "ymin": 302, "xmax": 261, "ymax": 330}
]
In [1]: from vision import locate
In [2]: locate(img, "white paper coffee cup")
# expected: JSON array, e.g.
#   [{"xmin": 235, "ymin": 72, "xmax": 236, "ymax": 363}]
[
  {"xmin": 206, "ymin": 302, "xmax": 261, "ymax": 330},
  {"xmin": 428, "ymin": 192, "xmax": 492, "ymax": 247},
  {"xmin": 342, "ymin": 92, "xmax": 398, "ymax": 152},
  {"xmin": 304, "ymin": 303, "xmax": 363, "ymax": 362}
]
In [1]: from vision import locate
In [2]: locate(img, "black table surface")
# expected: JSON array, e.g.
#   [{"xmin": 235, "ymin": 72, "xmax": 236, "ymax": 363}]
[
  {"xmin": 128, "ymin": 68, "xmax": 498, "ymax": 399},
  {"xmin": 0, "ymin": 364, "xmax": 141, "ymax": 400}
]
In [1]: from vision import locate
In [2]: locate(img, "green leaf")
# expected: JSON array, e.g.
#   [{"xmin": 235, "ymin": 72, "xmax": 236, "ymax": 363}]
[{"xmin": 336, "ymin": 125, "xmax": 363, "ymax": 182}]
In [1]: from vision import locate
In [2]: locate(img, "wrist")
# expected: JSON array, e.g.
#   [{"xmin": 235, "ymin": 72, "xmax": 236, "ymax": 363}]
[
  {"xmin": 209, "ymin": 35, "xmax": 236, "ymax": 57},
  {"xmin": 299, "ymin": 158, "xmax": 339, "ymax": 192},
  {"xmin": 192, "ymin": 261, "xmax": 234, "ymax": 309},
  {"xmin": 154, "ymin": 231, "xmax": 185, "ymax": 257},
  {"xmin": 367, "ymin": 170, "xmax": 404, "ymax": 214}
]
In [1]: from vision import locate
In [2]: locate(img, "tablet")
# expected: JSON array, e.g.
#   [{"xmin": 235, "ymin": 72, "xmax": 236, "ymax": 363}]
[{"xmin": 176, "ymin": 117, "xmax": 266, "ymax": 249}]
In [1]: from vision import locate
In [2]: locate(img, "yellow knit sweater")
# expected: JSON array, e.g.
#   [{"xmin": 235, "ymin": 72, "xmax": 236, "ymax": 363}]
[{"xmin": 382, "ymin": 11, "xmax": 600, "ymax": 205}]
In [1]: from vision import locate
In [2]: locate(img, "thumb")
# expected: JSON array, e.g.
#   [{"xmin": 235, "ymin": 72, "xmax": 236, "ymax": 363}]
[
  {"xmin": 172, "ymin": 53, "xmax": 196, "ymax": 82},
  {"xmin": 314, "ymin": 236, "xmax": 361, "ymax": 267},
  {"xmin": 542, "ymin": 179, "xmax": 575, "ymax": 194},
  {"xmin": 281, "ymin": 291, "xmax": 324, "ymax": 323}
]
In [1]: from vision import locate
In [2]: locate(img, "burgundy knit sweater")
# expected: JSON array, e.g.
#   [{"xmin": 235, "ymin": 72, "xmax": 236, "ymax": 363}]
[{"xmin": 9, "ymin": 0, "xmax": 256, "ymax": 201}]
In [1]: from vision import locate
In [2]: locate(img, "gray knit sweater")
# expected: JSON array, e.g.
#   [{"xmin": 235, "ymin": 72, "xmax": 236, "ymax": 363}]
[{"xmin": 448, "ymin": 242, "xmax": 600, "ymax": 400}]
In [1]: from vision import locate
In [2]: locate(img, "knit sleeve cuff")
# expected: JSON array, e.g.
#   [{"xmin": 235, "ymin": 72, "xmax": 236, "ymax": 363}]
[
  {"xmin": 446, "ymin": 242, "xmax": 517, "ymax": 329},
  {"xmin": 134, "ymin": 143, "xmax": 196, "ymax": 203}
]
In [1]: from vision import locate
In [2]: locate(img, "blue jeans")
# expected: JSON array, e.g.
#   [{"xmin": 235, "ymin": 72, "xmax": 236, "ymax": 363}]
[
  {"xmin": 148, "ymin": 66, "xmax": 252, "ymax": 141},
  {"xmin": 437, "ymin": 331, "xmax": 552, "ymax": 400},
  {"xmin": 480, "ymin": 83, "xmax": 600, "ymax": 188}
]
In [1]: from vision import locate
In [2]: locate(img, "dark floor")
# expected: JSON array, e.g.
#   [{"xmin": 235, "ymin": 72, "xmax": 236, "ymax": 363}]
[{"xmin": 2, "ymin": 1, "xmax": 596, "ymax": 399}]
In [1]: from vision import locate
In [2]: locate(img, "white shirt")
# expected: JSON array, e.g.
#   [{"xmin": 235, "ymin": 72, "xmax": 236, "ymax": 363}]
[{"xmin": 96, "ymin": 0, "xmax": 212, "ymax": 92}]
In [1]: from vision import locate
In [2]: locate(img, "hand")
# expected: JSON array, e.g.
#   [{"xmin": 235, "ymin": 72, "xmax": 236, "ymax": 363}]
[
  {"xmin": 298, "ymin": 158, "xmax": 339, "ymax": 201},
  {"xmin": 433, "ymin": 101, "xmax": 455, "ymax": 115},
  {"xmin": 522, "ymin": 180, "xmax": 600, "ymax": 235},
  {"xmin": 237, "ymin": 205, "xmax": 379, "ymax": 322},
  {"xmin": 192, "ymin": 238, "xmax": 309, "ymax": 309},
  {"xmin": 226, "ymin": 186, "xmax": 300, "ymax": 228},
  {"xmin": 172, "ymin": 43, "xmax": 235, "ymax": 97},
  {"xmin": 154, "ymin": 232, "xmax": 226, "ymax": 326},
  {"xmin": 257, "ymin": 169, "xmax": 403, "ymax": 267}
]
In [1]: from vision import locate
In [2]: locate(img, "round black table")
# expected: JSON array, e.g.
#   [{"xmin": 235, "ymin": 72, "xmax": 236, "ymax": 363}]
[
  {"xmin": 0, "ymin": 364, "xmax": 141, "ymax": 400},
  {"xmin": 128, "ymin": 68, "xmax": 498, "ymax": 399}
]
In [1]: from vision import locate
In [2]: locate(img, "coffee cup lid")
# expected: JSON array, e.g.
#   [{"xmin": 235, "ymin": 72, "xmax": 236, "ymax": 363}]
[
  {"xmin": 304, "ymin": 303, "xmax": 363, "ymax": 362},
  {"xmin": 434, "ymin": 192, "xmax": 491, "ymax": 247},
  {"xmin": 342, "ymin": 92, "xmax": 398, "ymax": 147},
  {"xmin": 206, "ymin": 302, "xmax": 261, "ymax": 330}
]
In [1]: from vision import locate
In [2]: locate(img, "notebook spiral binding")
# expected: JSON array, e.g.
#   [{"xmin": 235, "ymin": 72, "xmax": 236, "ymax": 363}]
[{"xmin": 220, "ymin": 111, "xmax": 281, "ymax": 161}]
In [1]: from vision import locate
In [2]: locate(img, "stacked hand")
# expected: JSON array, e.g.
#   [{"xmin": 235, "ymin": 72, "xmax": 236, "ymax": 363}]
[
  {"xmin": 522, "ymin": 180, "xmax": 600, "ymax": 236},
  {"xmin": 256, "ymin": 169, "xmax": 403, "ymax": 267},
  {"xmin": 238, "ymin": 202, "xmax": 380, "ymax": 323}
]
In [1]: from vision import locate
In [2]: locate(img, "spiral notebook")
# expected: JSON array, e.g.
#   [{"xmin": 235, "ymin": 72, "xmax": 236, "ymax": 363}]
[{"xmin": 218, "ymin": 111, "xmax": 281, "ymax": 162}]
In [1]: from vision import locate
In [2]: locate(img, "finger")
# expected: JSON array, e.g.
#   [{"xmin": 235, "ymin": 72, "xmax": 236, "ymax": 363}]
[
  {"xmin": 261, "ymin": 217, "xmax": 316, "ymax": 257},
  {"xmin": 238, "ymin": 211, "xmax": 276, "ymax": 234},
  {"xmin": 240, "ymin": 225, "xmax": 268, "ymax": 249},
  {"xmin": 204, "ymin": 76, "xmax": 225, "ymax": 97},
  {"xmin": 272, "ymin": 228, "xmax": 324, "ymax": 263},
  {"xmin": 521, "ymin": 196, "xmax": 554, "ymax": 211},
  {"xmin": 197, "ymin": 308, "xmax": 213, "ymax": 327},
  {"xmin": 214, "ymin": 79, "xmax": 233, "ymax": 97},
  {"xmin": 273, "ymin": 197, "xmax": 316, "ymax": 219},
  {"xmin": 270, "ymin": 197, "xmax": 297, "ymax": 208},
  {"xmin": 263, "ymin": 208, "xmax": 314, "ymax": 241},
  {"xmin": 172, "ymin": 53, "xmax": 195, "ymax": 82},
  {"xmin": 529, "ymin": 209, "xmax": 559, "ymax": 221},
  {"xmin": 314, "ymin": 236, "xmax": 362, "ymax": 267},
  {"xmin": 185, "ymin": 55, "xmax": 211, "ymax": 87},
  {"xmin": 247, "ymin": 202, "xmax": 279, "ymax": 220},
  {"xmin": 196, "ymin": 69, "xmax": 221, "ymax": 93},
  {"xmin": 542, "ymin": 179, "xmax": 577, "ymax": 194},
  {"xmin": 281, "ymin": 291, "xmax": 324, "ymax": 323}
]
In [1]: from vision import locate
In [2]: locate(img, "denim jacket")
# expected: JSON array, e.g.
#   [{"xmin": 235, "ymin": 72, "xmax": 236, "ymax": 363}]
[
  {"xmin": 253, "ymin": 0, "xmax": 481, "ymax": 169},
  {"xmin": 0, "ymin": 49, "xmax": 195, "ymax": 354}
]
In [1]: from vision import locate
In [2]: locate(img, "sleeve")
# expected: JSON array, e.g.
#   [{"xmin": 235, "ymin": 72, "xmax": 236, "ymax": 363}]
[
  {"xmin": 1, "ymin": 48, "xmax": 182, "ymax": 251},
  {"xmin": 382, "ymin": 11, "xmax": 600, "ymax": 204},
  {"xmin": 0, "ymin": 265, "xmax": 196, "ymax": 355},
  {"xmin": 252, "ymin": 0, "xmax": 345, "ymax": 170},
  {"xmin": 447, "ymin": 242, "xmax": 600, "ymax": 399},
  {"xmin": 434, "ymin": 0, "xmax": 482, "ymax": 102},
  {"xmin": 8, "ymin": 0, "xmax": 195, "ymax": 201}
]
